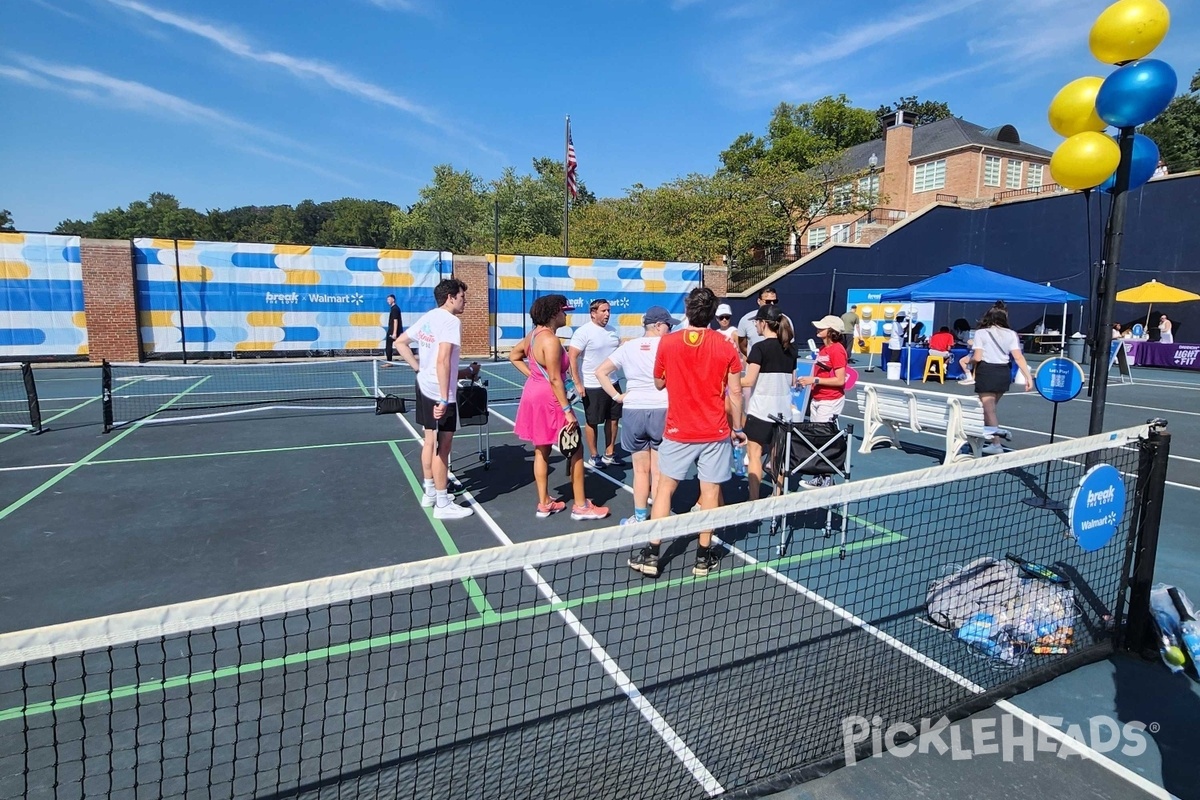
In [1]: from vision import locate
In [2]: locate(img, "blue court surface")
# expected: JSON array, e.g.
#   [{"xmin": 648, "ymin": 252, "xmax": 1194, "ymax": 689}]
[{"xmin": 0, "ymin": 357, "xmax": 1197, "ymax": 799}]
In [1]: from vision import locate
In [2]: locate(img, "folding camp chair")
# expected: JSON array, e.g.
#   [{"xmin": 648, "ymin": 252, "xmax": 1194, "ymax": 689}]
[
  {"xmin": 768, "ymin": 416, "xmax": 854, "ymax": 558},
  {"xmin": 453, "ymin": 377, "xmax": 491, "ymax": 471}
]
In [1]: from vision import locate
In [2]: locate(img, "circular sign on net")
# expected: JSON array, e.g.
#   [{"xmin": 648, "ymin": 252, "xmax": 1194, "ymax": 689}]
[
  {"xmin": 1034, "ymin": 357, "xmax": 1084, "ymax": 404},
  {"xmin": 1069, "ymin": 464, "xmax": 1125, "ymax": 552}
]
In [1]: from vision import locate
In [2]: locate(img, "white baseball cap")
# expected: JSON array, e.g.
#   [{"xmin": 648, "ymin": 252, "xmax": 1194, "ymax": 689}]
[{"xmin": 716, "ymin": 303, "xmax": 733, "ymax": 317}]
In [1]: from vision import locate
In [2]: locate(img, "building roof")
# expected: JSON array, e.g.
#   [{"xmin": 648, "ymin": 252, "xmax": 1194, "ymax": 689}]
[{"xmin": 836, "ymin": 117, "xmax": 1054, "ymax": 170}]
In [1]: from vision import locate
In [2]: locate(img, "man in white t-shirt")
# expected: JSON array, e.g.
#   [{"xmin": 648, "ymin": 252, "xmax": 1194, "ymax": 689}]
[
  {"xmin": 393, "ymin": 278, "xmax": 480, "ymax": 520},
  {"xmin": 595, "ymin": 305, "xmax": 678, "ymax": 525},
  {"xmin": 569, "ymin": 299, "xmax": 622, "ymax": 467},
  {"xmin": 737, "ymin": 285, "xmax": 792, "ymax": 358}
]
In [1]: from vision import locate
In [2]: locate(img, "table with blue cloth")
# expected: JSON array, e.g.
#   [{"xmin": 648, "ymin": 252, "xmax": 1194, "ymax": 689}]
[{"xmin": 882, "ymin": 345, "xmax": 972, "ymax": 381}]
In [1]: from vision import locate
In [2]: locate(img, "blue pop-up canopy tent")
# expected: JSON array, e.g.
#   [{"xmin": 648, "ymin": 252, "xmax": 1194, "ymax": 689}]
[
  {"xmin": 878, "ymin": 263, "xmax": 1084, "ymax": 304},
  {"xmin": 879, "ymin": 264, "xmax": 1085, "ymax": 383}
]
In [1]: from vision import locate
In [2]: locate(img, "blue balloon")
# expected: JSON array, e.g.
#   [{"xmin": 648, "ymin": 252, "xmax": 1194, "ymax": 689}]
[
  {"xmin": 1096, "ymin": 59, "xmax": 1178, "ymax": 128},
  {"xmin": 1097, "ymin": 133, "xmax": 1161, "ymax": 193}
]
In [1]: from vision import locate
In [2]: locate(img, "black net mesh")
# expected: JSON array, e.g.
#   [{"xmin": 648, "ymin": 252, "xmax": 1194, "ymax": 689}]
[{"xmin": 0, "ymin": 430, "xmax": 1153, "ymax": 799}]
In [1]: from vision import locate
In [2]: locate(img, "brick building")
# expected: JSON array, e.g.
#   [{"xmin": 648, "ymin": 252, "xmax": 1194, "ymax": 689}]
[{"xmin": 795, "ymin": 110, "xmax": 1056, "ymax": 254}]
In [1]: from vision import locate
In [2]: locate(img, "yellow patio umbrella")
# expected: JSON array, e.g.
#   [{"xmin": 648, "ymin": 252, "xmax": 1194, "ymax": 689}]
[{"xmin": 1115, "ymin": 279, "xmax": 1200, "ymax": 328}]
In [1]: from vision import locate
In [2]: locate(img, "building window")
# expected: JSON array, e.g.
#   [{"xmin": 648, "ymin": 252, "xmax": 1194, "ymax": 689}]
[
  {"xmin": 913, "ymin": 160, "xmax": 946, "ymax": 193},
  {"xmin": 857, "ymin": 174, "xmax": 880, "ymax": 204},
  {"xmin": 833, "ymin": 182, "xmax": 853, "ymax": 211},
  {"xmin": 830, "ymin": 224, "xmax": 850, "ymax": 243},
  {"xmin": 984, "ymin": 156, "xmax": 1001, "ymax": 187},
  {"xmin": 807, "ymin": 227, "xmax": 827, "ymax": 249},
  {"xmin": 1006, "ymin": 160, "xmax": 1023, "ymax": 189},
  {"xmin": 1028, "ymin": 163, "xmax": 1044, "ymax": 187}
]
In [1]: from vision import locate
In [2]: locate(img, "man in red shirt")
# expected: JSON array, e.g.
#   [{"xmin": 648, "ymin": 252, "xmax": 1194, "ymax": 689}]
[
  {"xmin": 929, "ymin": 326, "xmax": 955, "ymax": 357},
  {"xmin": 628, "ymin": 288, "xmax": 745, "ymax": 578}
]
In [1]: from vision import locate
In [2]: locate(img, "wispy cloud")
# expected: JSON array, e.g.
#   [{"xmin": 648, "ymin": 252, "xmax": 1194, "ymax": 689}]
[
  {"xmin": 363, "ymin": 0, "xmax": 424, "ymax": 11},
  {"xmin": 28, "ymin": 0, "xmax": 87, "ymax": 23},
  {"xmin": 102, "ymin": 0, "xmax": 499, "ymax": 158},
  {"xmin": 2, "ymin": 56, "xmax": 359, "ymax": 185},
  {"xmin": 775, "ymin": 0, "xmax": 985, "ymax": 70}
]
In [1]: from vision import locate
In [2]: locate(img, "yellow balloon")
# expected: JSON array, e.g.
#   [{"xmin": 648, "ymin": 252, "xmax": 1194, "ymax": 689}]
[
  {"xmin": 1050, "ymin": 132, "xmax": 1122, "ymax": 191},
  {"xmin": 1048, "ymin": 77, "xmax": 1107, "ymax": 137},
  {"xmin": 1090, "ymin": 0, "xmax": 1170, "ymax": 65}
]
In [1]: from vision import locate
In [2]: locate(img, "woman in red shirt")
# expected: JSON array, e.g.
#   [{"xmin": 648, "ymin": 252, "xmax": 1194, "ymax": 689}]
[{"xmin": 796, "ymin": 315, "xmax": 848, "ymax": 424}]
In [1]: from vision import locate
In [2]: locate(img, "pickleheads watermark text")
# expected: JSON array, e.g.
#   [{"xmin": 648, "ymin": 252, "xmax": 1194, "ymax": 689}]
[{"xmin": 842, "ymin": 714, "xmax": 1152, "ymax": 765}]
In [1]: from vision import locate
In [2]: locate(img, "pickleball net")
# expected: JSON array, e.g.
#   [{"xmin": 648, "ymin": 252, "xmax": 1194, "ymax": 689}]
[
  {"xmin": 100, "ymin": 359, "xmax": 528, "ymax": 430},
  {"xmin": 0, "ymin": 362, "xmax": 41, "ymax": 432},
  {"xmin": 0, "ymin": 424, "xmax": 1168, "ymax": 799}
]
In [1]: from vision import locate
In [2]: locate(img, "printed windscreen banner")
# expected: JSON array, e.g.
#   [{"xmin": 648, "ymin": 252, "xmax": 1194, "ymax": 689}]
[
  {"xmin": 0, "ymin": 233, "xmax": 87, "ymax": 357},
  {"xmin": 493, "ymin": 255, "xmax": 701, "ymax": 348},
  {"xmin": 135, "ymin": 240, "xmax": 448, "ymax": 354},
  {"xmin": 846, "ymin": 289, "xmax": 935, "ymax": 339}
]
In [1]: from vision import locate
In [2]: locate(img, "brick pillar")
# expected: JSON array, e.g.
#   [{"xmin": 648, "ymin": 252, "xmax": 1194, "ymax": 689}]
[
  {"xmin": 80, "ymin": 238, "xmax": 141, "ymax": 363},
  {"xmin": 856, "ymin": 224, "xmax": 889, "ymax": 246},
  {"xmin": 703, "ymin": 263, "xmax": 729, "ymax": 299},
  {"xmin": 453, "ymin": 255, "xmax": 492, "ymax": 358}
]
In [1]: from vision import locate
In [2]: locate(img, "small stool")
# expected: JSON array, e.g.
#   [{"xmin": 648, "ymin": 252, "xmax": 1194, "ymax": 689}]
[{"xmin": 922, "ymin": 353, "xmax": 946, "ymax": 384}]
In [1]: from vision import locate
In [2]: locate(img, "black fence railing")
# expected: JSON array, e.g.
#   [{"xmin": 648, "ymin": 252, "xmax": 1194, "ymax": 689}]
[{"xmin": 993, "ymin": 183, "xmax": 1064, "ymax": 202}]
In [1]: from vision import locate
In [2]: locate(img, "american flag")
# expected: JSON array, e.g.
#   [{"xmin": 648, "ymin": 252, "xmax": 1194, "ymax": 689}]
[{"xmin": 566, "ymin": 129, "xmax": 578, "ymax": 200}]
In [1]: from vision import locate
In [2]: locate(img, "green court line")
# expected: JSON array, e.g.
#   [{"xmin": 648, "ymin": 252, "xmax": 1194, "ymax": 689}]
[
  {"xmin": 0, "ymin": 377, "xmax": 212, "ymax": 523},
  {"xmin": 384, "ymin": 441, "xmax": 498, "ymax": 622},
  {"xmin": 0, "ymin": 395, "xmax": 98, "ymax": 444},
  {"xmin": 0, "ymin": 528, "xmax": 904, "ymax": 724},
  {"xmin": 89, "ymin": 439, "xmax": 405, "ymax": 466},
  {"xmin": 0, "ymin": 376, "xmax": 148, "ymax": 444},
  {"xmin": 356, "ymin": 370, "xmax": 497, "ymax": 621}
]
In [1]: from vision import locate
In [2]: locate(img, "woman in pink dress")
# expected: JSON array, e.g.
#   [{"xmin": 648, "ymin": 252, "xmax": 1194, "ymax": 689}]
[{"xmin": 510, "ymin": 294, "xmax": 609, "ymax": 521}]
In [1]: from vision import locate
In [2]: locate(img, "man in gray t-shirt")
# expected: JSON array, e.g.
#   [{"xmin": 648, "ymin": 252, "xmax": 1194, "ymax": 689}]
[{"xmin": 737, "ymin": 285, "xmax": 792, "ymax": 358}]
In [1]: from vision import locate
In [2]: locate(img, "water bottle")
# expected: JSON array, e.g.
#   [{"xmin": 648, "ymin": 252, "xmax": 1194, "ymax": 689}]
[
  {"xmin": 732, "ymin": 442, "xmax": 747, "ymax": 477},
  {"xmin": 956, "ymin": 613, "xmax": 998, "ymax": 656}
]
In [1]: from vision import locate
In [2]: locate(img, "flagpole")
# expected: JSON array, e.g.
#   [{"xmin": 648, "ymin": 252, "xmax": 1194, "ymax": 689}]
[{"xmin": 563, "ymin": 115, "xmax": 570, "ymax": 257}]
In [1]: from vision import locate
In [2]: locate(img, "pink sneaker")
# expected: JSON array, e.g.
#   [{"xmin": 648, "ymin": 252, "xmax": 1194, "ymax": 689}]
[
  {"xmin": 536, "ymin": 500, "xmax": 567, "ymax": 518},
  {"xmin": 571, "ymin": 501, "xmax": 610, "ymax": 521}
]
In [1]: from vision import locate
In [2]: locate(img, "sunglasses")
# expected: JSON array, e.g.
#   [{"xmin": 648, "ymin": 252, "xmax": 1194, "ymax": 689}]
[{"xmin": 717, "ymin": 315, "xmax": 731, "ymax": 321}]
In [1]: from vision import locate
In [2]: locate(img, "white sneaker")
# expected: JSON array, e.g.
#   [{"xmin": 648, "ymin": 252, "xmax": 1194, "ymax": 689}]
[
  {"xmin": 434, "ymin": 502, "xmax": 474, "ymax": 519},
  {"xmin": 958, "ymin": 377, "xmax": 975, "ymax": 386},
  {"xmin": 995, "ymin": 428, "xmax": 1012, "ymax": 441},
  {"xmin": 981, "ymin": 443, "xmax": 1006, "ymax": 456},
  {"xmin": 420, "ymin": 492, "xmax": 436, "ymax": 508}
]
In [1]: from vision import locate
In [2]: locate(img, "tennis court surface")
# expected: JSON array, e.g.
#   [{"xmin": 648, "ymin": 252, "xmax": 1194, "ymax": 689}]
[{"xmin": 0, "ymin": 358, "xmax": 1183, "ymax": 799}]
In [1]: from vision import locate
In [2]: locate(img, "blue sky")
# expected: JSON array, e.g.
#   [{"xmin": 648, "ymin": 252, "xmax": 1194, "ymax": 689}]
[{"xmin": 3, "ymin": 0, "xmax": 1197, "ymax": 232}]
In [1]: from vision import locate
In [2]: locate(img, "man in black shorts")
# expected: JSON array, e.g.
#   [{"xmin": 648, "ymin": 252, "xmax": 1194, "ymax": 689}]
[
  {"xmin": 393, "ymin": 279, "xmax": 479, "ymax": 520},
  {"xmin": 569, "ymin": 299, "xmax": 623, "ymax": 467}
]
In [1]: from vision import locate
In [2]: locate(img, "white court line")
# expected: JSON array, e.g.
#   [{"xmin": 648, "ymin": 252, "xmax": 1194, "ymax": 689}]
[
  {"xmin": 0, "ymin": 463, "xmax": 74, "ymax": 472},
  {"xmin": 491, "ymin": 405, "xmax": 1173, "ymax": 797},
  {"xmin": 389, "ymin": 410, "xmax": 723, "ymax": 796}
]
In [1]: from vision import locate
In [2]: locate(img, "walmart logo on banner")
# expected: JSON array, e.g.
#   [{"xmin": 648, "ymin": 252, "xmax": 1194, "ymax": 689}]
[{"xmin": 264, "ymin": 291, "xmax": 365, "ymax": 307}]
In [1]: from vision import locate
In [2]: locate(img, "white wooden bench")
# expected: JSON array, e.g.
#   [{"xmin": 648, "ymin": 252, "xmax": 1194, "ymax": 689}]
[{"xmin": 857, "ymin": 384, "xmax": 988, "ymax": 464}]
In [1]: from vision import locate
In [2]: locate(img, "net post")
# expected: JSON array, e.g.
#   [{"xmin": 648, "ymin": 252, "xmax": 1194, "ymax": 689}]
[
  {"xmin": 101, "ymin": 360, "xmax": 114, "ymax": 433},
  {"xmin": 1118, "ymin": 418, "xmax": 1170, "ymax": 655},
  {"xmin": 21, "ymin": 362, "xmax": 43, "ymax": 434}
]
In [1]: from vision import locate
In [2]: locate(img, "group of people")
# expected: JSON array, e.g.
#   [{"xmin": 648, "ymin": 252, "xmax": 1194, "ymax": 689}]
[{"xmin": 386, "ymin": 280, "xmax": 1038, "ymax": 575}]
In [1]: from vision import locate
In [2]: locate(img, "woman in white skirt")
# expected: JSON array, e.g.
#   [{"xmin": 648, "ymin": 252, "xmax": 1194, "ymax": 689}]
[
  {"xmin": 972, "ymin": 305, "xmax": 1033, "ymax": 455},
  {"xmin": 1159, "ymin": 314, "xmax": 1174, "ymax": 344}
]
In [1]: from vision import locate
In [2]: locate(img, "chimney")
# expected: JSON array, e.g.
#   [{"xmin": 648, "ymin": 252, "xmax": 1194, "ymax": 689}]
[{"xmin": 882, "ymin": 109, "xmax": 915, "ymax": 212}]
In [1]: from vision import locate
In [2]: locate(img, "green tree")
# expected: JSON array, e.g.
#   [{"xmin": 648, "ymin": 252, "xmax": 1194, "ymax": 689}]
[
  {"xmin": 313, "ymin": 198, "xmax": 396, "ymax": 248},
  {"xmin": 55, "ymin": 192, "xmax": 205, "ymax": 239},
  {"xmin": 747, "ymin": 156, "xmax": 881, "ymax": 255},
  {"xmin": 0, "ymin": 209, "xmax": 14, "ymax": 231},
  {"xmin": 875, "ymin": 95, "xmax": 954, "ymax": 130},
  {"xmin": 391, "ymin": 165, "xmax": 487, "ymax": 253},
  {"xmin": 720, "ymin": 95, "xmax": 879, "ymax": 175},
  {"xmin": 1141, "ymin": 68, "xmax": 1200, "ymax": 174}
]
